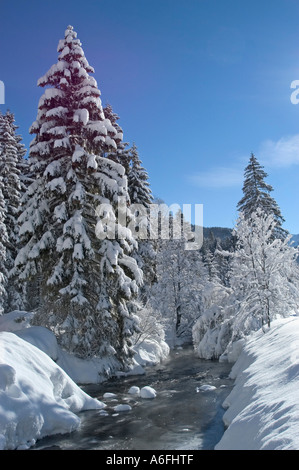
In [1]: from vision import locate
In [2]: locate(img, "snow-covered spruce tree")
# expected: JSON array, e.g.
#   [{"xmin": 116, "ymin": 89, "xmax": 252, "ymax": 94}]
[
  {"xmin": 15, "ymin": 26, "xmax": 142, "ymax": 371},
  {"xmin": 4, "ymin": 111, "xmax": 30, "ymax": 194},
  {"xmin": 0, "ymin": 183, "xmax": 8, "ymax": 315},
  {"xmin": 230, "ymin": 209, "xmax": 299, "ymax": 333},
  {"xmin": 237, "ymin": 153, "xmax": 287, "ymax": 239},
  {"xmin": 127, "ymin": 143, "xmax": 156, "ymax": 298},
  {"xmin": 102, "ymin": 103, "xmax": 130, "ymax": 172},
  {"xmin": 0, "ymin": 111, "xmax": 27, "ymax": 311},
  {"xmin": 127, "ymin": 143, "xmax": 153, "ymax": 209}
]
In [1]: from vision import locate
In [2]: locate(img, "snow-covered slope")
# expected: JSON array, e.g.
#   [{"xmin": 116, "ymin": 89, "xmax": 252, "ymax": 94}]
[
  {"xmin": 0, "ymin": 331, "xmax": 104, "ymax": 450},
  {"xmin": 216, "ymin": 316, "xmax": 299, "ymax": 450}
]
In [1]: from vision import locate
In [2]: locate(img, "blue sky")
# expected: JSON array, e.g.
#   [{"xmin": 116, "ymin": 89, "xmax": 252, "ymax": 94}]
[{"xmin": 1, "ymin": 0, "xmax": 299, "ymax": 232}]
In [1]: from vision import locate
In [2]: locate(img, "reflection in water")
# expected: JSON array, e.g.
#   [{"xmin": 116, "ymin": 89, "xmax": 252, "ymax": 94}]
[{"xmin": 32, "ymin": 347, "xmax": 233, "ymax": 450}]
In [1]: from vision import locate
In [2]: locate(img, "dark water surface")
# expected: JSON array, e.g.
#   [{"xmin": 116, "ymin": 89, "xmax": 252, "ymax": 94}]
[{"xmin": 33, "ymin": 347, "xmax": 233, "ymax": 450}]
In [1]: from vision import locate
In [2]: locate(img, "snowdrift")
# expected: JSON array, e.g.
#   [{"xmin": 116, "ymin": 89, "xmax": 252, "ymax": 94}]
[
  {"xmin": 216, "ymin": 316, "xmax": 299, "ymax": 450},
  {"xmin": 0, "ymin": 331, "xmax": 104, "ymax": 450}
]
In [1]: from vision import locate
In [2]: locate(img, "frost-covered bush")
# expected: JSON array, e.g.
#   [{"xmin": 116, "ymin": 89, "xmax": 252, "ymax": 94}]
[
  {"xmin": 192, "ymin": 284, "xmax": 234, "ymax": 360},
  {"xmin": 193, "ymin": 209, "xmax": 299, "ymax": 361}
]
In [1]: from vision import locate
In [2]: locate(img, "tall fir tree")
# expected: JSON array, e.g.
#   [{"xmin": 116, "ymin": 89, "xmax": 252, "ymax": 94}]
[
  {"xmin": 4, "ymin": 111, "xmax": 30, "ymax": 193},
  {"xmin": 102, "ymin": 103, "xmax": 130, "ymax": 173},
  {"xmin": 127, "ymin": 143, "xmax": 153, "ymax": 208},
  {"xmin": 237, "ymin": 153, "xmax": 287, "ymax": 239},
  {"xmin": 127, "ymin": 143, "xmax": 156, "ymax": 297},
  {"xmin": 14, "ymin": 26, "xmax": 142, "ymax": 372},
  {"xmin": 0, "ymin": 183, "xmax": 8, "ymax": 315},
  {"xmin": 0, "ymin": 111, "xmax": 27, "ymax": 311}
]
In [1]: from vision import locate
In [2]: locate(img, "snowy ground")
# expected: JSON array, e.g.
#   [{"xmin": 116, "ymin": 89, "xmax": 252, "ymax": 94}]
[
  {"xmin": 0, "ymin": 311, "xmax": 168, "ymax": 450},
  {"xmin": 1, "ymin": 310, "xmax": 298, "ymax": 450},
  {"xmin": 216, "ymin": 315, "xmax": 299, "ymax": 450}
]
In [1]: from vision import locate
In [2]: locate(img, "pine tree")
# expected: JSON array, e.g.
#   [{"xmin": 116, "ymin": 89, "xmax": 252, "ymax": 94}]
[
  {"xmin": 102, "ymin": 103, "xmax": 130, "ymax": 172},
  {"xmin": 237, "ymin": 153, "xmax": 287, "ymax": 239},
  {"xmin": 0, "ymin": 111, "xmax": 27, "ymax": 311},
  {"xmin": 4, "ymin": 111, "xmax": 29, "ymax": 193},
  {"xmin": 15, "ymin": 26, "xmax": 142, "ymax": 371},
  {"xmin": 0, "ymin": 183, "xmax": 8, "ymax": 315},
  {"xmin": 127, "ymin": 143, "xmax": 153, "ymax": 208},
  {"xmin": 127, "ymin": 144, "xmax": 156, "ymax": 297}
]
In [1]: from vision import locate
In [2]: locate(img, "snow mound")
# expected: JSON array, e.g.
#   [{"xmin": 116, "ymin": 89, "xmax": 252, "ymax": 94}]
[
  {"xmin": 197, "ymin": 384, "xmax": 216, "ymax": 392},
  {"xmin": 103, "ymin": 392, "xmax": 117, "ymax": 398},
  {"xmin": 128, "ymin": 386, "xmax": 140, "ymax": 396},
  {"xmin": 113, "ymin": 404, "xmax": 132, "ymax": 412},
  {"xmin": 216, "ymin": 317, "xmax": 299, "ymax": 450},
  {"xmin": 0, "ymin": 332, "xmax": 104, "ymax": 450},
  {"xmin": 0, "ymin": 310, "xmax": 34, "ymax": 333},
  {"xmin": 16, "ymin": 326, "xmax": 59, "ymax": 361},
  {"xmin": 140, "ymin": 386, "xmax": 157, "ymax": 399}
]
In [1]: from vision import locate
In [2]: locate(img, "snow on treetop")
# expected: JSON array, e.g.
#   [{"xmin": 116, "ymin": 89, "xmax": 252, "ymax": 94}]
[
  {"xmin": 57, "ymin": 39, "xmax": 65, "ymax": 53},
  {"xmin": 40, "ymin": 26, "xmax": 94, "ymax": 88},
  {"xmin": 65, "ymin": 25, "xmax": 76, "ymax": 36}
]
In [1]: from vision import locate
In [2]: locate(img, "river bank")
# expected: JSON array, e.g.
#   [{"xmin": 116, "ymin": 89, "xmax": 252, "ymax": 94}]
[
  {"xmin": 216, "ymin": 316, "xmax": 299, "ymax": 450},
  {"xmin": 32, "ymin": 347, "xmax": 233, "ymax": 450}
]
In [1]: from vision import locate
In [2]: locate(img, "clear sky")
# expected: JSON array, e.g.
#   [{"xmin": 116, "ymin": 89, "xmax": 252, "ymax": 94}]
[{"xmin": 1, "ymin": 0, "xmax": 299, "ymax": 233}]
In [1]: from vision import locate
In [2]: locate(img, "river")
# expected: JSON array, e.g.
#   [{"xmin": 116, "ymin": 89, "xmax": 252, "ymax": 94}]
[{"xmin": 32, "ymin": 347, "xmax": 233, "ymax": 450}]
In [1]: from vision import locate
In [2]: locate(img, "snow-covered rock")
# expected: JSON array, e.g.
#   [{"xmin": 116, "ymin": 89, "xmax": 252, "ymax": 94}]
[
  {"xmin": 198, "ymin": 384, "xmax": 216, "ymax": 392},
  {"xmin": 140, "ymin": 386, "xmax": 157, "ymax": 399},
  {"xmin": 128, "ymin": 386, "xmax": 140, "ymax": 396},
  {"xmin": 103, "ymin": 392, "xmax": 117, "ymax": 398},
  {"xmin": 113, "ymin": 404, "xmax": 132, "ymax": 412}
]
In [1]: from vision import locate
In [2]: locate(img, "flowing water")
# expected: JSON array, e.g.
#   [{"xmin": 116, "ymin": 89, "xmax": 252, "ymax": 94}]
[{"xmin": 32, "ymin": 347, "xmax": 233, "ymax": 450}]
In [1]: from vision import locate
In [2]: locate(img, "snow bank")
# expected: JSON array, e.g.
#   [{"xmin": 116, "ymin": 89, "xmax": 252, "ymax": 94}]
[
  {"xmin": 0, "ymin": 331, "xmax": 104, "ymax": 450},
  {"xmin": 216, "ymin": 316, "xmax": 299, "ymax": 450},
  {"xmin": 0, "ymin": 311, "xmax": 168, "ymax": 384}
]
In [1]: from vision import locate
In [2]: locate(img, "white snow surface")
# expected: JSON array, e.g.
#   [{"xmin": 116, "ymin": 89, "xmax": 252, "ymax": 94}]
[
  {"xmin": 0, "ymin": 330, "xmax": 104, "ymax": 450},
  {"xmin": 216, "ymin": 316, "xmax": 299, "ymax": 450},
  {"xmin": 0, "ymin": 311, "xmax": 168, "ymax": 449}
]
